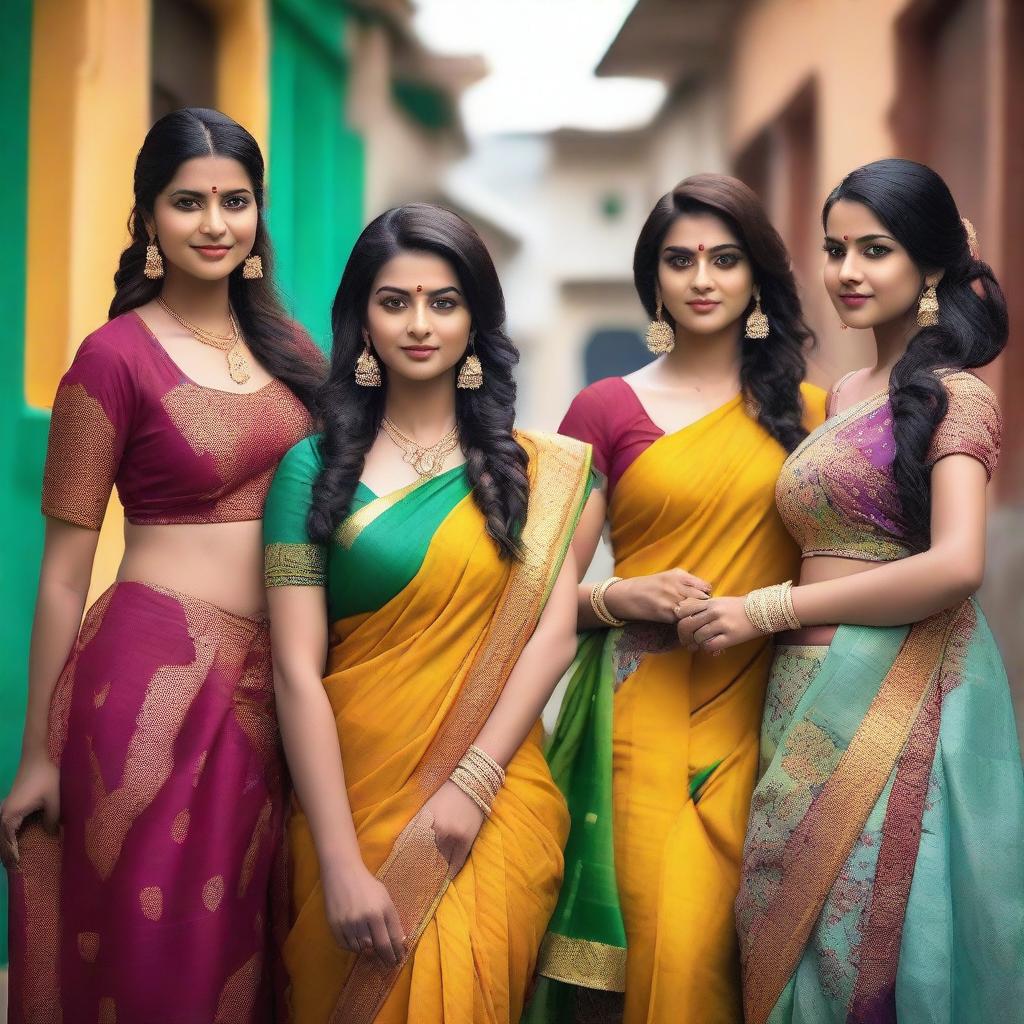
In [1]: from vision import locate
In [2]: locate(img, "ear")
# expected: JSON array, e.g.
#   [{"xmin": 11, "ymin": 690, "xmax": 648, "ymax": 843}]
[
  {"xmin": 926, "ymin": 269, "xmax": 945, "ymax": 288},
  {"xmin": 140, "ymin": 212, "xmax": 156, "ymax": 242}
]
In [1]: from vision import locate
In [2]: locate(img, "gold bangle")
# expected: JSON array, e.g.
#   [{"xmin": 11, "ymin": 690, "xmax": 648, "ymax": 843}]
[
  {"xmin": 468, "ymin": 744, "xmax": 505, "ymax": 786},
  {"xmin": 591, "ymin": 576, "xmax": 625, "ymax": 627},
  {"xmin": 449, "ymin": 771, "xmax": 492, "ymax": 817},
  {"xmin": 744, "ymin": 581, "xmax": 801, "ymax": 635}
]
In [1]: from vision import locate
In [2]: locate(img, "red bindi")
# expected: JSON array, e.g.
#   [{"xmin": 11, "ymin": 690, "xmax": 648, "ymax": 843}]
[
  {"xmin": 211, "ymin": 185, "xmax": 218, "ymax": 193},
  {"xmin": 843, "ymin": 234, "xmax": 848, "ymax": 241},
  {"xmin": 698, "ymin": 243, "xmax": 705, "ymax": 252},
  {"xmin": 416, "ymin": 284, "xmax": 423, "ymax": 292}
]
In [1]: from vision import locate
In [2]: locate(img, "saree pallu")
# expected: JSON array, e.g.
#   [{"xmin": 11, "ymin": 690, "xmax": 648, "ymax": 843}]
[
  {"xmin": 7, "ymin": 580, "xmax": 287, "ymax": 1024},
  {"xmin": 736, "ymin": 602, "xmax": 1024, "ymax": 1024},
  {"xmin": 534, "ymin": 396, "xmax": 816, "ymax": 1024},
  {"xmin": 281, "ymin": 432, "xmax": 592, "ymax": 1023}
]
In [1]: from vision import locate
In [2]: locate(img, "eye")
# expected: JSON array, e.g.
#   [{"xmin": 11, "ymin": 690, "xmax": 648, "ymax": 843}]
[
  {"xmin": 667, "ymin": 255, "xmax": 693, "ymax": 269},
  {"xmin": 863, "ymin": 244, "xmax": 890, "ymax": 258},
  {"xmin": 822, "ymin": 243, "xmax": 845, "ymax": 259},
  {"xmin": 381, "ymin": 296, "xmax": 406, "ymax": 310},
  {"xmin": 174, "ymin": 198, "xmax": 201, "ymax": 211},
  {"xmin": 432, "ymin": 297, "xmax": 458, "ymax": 310},
  {"xmin": 222, "ymin": 196, "xmax": 250, "ymax": 210},
  {"xmin": 713, "ymin": 253, "xmax": 741, "ymax": 268}
]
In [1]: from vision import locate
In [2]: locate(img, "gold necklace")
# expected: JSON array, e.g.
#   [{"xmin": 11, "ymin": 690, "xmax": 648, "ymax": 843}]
[
  {"xmin": 156, "ymin": 297, "xmax": 252, "ymax": 384},
  {"xmin": 381, "ymin": 418, "xmax": 460, "ymax": 479}
]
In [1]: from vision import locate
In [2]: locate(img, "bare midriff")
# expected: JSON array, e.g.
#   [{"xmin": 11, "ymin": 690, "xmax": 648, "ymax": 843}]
[
  {"xmin": 119, "ymin": 520, "xmax": 267, "ymax": 619},
  {"xmin": 776, "ymin": 553, "xmax": 882, "ymax": 647}
]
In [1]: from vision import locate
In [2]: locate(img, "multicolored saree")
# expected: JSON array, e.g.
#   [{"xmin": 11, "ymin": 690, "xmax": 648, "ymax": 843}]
[
  {"xmin": 737, "ymin": 370, "xmax": 1024, "ymax": 1023},
  {"xmin": 530, "ymin": 379, "xmax": 826, "ymax": 1024},
  {"xmin": 263, "ymin": 430, "xmax": 594, "ymax": 1023}
]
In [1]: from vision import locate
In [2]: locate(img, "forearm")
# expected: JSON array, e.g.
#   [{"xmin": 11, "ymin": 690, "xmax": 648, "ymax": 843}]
[
  {"xmin": 275, "ymin": 671, "xmax": 363, "ymax": 869},
  {"xmin": 472, "ymin": 620, "xmax": 578, "ymax": 767},
  {"xmin": 792, "ymin": 545, "xmax": 981, "ymax": 628},
  {"xmin": 22, "ymin": 574, "xmax": 91, "ymax": 755}
]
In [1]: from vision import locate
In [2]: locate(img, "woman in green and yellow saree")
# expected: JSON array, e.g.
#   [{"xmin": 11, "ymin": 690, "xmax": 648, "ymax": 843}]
[{"xmin": 263, "ymin": 204, "xmax": 594, "ymax": 1023}]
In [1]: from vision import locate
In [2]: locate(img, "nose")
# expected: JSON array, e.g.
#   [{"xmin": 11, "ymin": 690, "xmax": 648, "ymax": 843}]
[
  {"xmin": 691, "ymin": 258, "xmax": 714, "ymax": 293},
  {"xmin": 407, "ymin": 300, "xmax": 433, "ymax": 341},
  {"xmin": 838, "ymin": 251, "xmax": 863, "ymax": 286},
  {"xmin": 200, "ymin": 201, "xmax": 227, "ymax": 238}
]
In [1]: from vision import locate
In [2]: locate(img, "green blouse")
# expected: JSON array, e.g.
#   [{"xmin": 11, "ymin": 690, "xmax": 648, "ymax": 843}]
[{"xmin": 263, "ymin": 435, "xmax": 474, "ymax": 623}]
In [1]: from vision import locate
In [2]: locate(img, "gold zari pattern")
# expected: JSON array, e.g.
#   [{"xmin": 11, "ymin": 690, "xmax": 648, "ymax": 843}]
[{"xmin": 537, "ymin": 932, "xmax": 628, "ymax": 992}]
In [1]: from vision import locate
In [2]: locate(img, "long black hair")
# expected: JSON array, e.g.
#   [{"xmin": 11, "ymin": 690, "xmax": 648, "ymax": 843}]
[
  {"xmin": 634, "ymin": 173, "xmax": 815, "ymax": 453},
  {"xmin": 307, "ymin": 203, "xmax": 529, "ymax": 559},
  {"xmin": 109, "ymin": 107, "xmax": 323, "ymax": 411},
  {"xmin": 823, "ymin": 158, "xmax": 1008, "ymax": 549}
]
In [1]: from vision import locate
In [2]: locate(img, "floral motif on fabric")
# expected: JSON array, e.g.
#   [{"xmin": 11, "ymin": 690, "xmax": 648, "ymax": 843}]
[
  {"xmin": 610, "ymin": 621, "xmax": 678, "ymax": 691},
  {"xmin": 760, "ymin": 646, "xmax": 827, "ymax": 774}
]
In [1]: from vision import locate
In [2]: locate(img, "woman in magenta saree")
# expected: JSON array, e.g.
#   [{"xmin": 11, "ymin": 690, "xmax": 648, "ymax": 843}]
[{"xmin": 2, "ymin": 108, "xmax": 322, "ymax": 1022}]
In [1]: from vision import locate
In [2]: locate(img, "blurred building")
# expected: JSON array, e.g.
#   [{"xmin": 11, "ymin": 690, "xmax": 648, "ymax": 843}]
[{"xmin": 0, "ymin": 0, "xmax": 474, "ymax": 968}]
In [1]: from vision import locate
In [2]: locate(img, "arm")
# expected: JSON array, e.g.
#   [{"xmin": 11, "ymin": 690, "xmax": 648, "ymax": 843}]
[
  {"xmin": 679, "ymin": 455, "xmax": 989, "ymax": 651},
  {"xmin": 572, "ymin": 488, "xmax": 710, "ymax": 629},
  {"xmin": 427, "ymin": 550, "xmax": 580, "ymax": 875},
  {"xmin": 1, "ymin": 520, "xmax": 99, "ymax": 865},
  {"xmin": 268, "ymin": 584, "xmax": 407, "ymax": 967}
]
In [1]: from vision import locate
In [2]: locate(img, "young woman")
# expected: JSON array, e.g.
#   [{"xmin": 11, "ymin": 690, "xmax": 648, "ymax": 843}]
[
  {"xmin": 677, "ymin": 159, "xmax": 1024, "ymax": 1022},
  {"xmin": 1, "ymin": 107, "xmax": 323, "ymax": 1023},
  {"xmin": 262, "ymin": 203, "xmax": 595, "ymax": 1023},
  {"xmin": 530, "ymin": 174, "xmax": 826, "ymax": 1024}
]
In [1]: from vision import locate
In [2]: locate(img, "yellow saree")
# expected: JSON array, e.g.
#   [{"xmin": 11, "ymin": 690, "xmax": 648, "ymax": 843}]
[
  {"xmin": 265, "ymin": 430, "xmax": 593, "ymax": 1023},
  {"xmin": 540, "ymin": 384, "xmax": 825, "ymax": 1023}
]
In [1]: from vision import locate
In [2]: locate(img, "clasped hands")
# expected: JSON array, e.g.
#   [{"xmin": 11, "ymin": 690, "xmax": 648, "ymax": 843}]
[{"xmin": 604, "ymin": 568, "xmax": 760, "ymax": 654}]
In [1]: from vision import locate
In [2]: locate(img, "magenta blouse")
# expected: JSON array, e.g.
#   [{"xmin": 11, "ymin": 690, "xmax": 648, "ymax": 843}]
[{"xmin": 41, "ymin": 311, "xmax": 314, "ymax": 529}]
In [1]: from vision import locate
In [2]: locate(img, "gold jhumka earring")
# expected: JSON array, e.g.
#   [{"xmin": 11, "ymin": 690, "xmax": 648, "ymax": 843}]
[
  {"xmin": 744, "ymin": 289, "xmax": 770, "ymax": 339},
  {"xmin": 456, "ymin": 332, "xmax": 484, "ymax": 390},
  {"xmin": 243, "ymin": 254, "xmax": 264, "ymax": 279},
  {"xmin": 355, "ymin": 340, "xmax": 382, "ymax": 387},
  {"xmin": 916, "ymin": 283, "xmax": 939, "ymax": 328},
  {"xmin": 645, "ymin": 298, "xmax": 675, "ymax": 354},
  {"xmin": 144, "ymin": 239, "xmax": 164, "ymax": 280}
]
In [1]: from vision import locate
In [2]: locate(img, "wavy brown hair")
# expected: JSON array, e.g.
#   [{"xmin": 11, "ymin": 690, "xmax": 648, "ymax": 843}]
[{"xmin": 634, "ymin": 173, "xmax": 815, "ymax": 452}]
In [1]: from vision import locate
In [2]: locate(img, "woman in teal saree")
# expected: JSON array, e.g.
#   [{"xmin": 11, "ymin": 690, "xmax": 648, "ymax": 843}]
[{"xmin": 675, "ymin": 160, "xmax": 1024, "ymax": 1023}]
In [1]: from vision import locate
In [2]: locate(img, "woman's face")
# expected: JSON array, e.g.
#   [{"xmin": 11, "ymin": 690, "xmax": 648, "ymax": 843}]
[
  {"xmin": 823, "ymin": 199, "xmax": 936, "ymax": 329},
  {"xmin": 149, "ymin": 155, "xmax": 258, "ymax": 282},
  {"xmin": 365, "ymin": 250, "xmax": 473, "ymax": 384},
  {"xmin": 657, "ymin": 211, "xmax": 755, "ymax": 337}
]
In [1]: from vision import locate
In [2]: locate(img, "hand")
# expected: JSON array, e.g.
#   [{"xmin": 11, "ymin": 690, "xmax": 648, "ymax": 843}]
[
  {"xmin": 0, "ymin": 749, "xmax": 60, "ymax": 868},
  {"xmin": 424, "ymin": 780, "xmax": 486, "ymax": 880},
  {"xmin": 321, "ymin": 858, "xmax": 407, "ymax": 966},
  {"xmin": 604, "ymin": 569, "xmax": 712, "ymax": 624},
  {"xmin": 675, "ymin": 595, "xmax": 761, "ymax": 654}
]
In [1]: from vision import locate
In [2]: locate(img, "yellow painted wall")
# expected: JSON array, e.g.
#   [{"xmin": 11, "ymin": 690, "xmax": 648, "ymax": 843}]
[{"xmin": 24, "ymin": 0, "xmax": 269, "ymax": 604}]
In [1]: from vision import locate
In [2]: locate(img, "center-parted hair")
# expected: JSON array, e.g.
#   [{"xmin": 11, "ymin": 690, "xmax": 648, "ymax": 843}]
[
  {"xmin": 634, "ymin": 173, "xmax": 815, "ymax": 454},
  {"xmin": 823, "ymin": 158, "xmax": 1008, "ymax": 549},
  {"xmin": 109, "ymin": 107, "xmax": 324, "ymax": 411},
  {"xmin": 307, "ymin": 203, "xmax": 529, "ymax": 559}
]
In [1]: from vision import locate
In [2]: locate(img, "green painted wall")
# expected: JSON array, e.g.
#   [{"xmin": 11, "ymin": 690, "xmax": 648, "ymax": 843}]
[
  {"xmin": 0, "ymin": 0, "xmax": 39, "ymax": 966},
  {"xmin": 270, "ymin": 0, "xmax": 365, "ymax": 349}
]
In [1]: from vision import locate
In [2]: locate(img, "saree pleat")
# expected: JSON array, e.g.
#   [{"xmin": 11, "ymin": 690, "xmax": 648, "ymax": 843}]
[
  {"xmin": 737, "ymin": 603, "xmax": 1024, "ymax": 1024},
  {"xmin": 7, "ymin": 580, "xmax": 286, "ymax": 1024},
  {"xmin": 282, "ymin": 432, "xmax": 593, "ymax": 1023},
  {"xmin": 536, "ymin": 394, "xmax": 822, "ymax": 1024}
]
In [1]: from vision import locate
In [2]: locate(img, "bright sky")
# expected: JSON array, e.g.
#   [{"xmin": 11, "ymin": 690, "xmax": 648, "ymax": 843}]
[{"xmin": 411, "ymin": 0, "xmax": 666, "ymax": 135}]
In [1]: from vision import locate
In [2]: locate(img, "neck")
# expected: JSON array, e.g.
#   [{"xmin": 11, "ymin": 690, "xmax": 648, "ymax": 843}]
[
  {"xmin": 871, "ymin": 311, "xmax": 917, "ymax": 380},
  {"xmin": 383, "ymin": 372, "xmax": 458, "ymax": 440},
  {"xmin": 159, "ymin": 268, "xmax": 233, "ymax": 328},
  {"xmin": 657, "ymin": 322, "xmax": 742, "ymax": 387}
]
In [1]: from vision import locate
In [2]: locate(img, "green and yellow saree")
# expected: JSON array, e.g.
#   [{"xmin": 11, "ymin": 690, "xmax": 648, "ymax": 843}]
[{"xmin": 264, "ymin": 430, "xmax": 594, "ymax": 1024}]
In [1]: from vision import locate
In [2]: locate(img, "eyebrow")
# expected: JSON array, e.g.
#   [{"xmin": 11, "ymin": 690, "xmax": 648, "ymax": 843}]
[
  {"xmin": 168, "ymin": 188, "xmax": 253, "ymax": 198},
  {"xmin": 662, "ymin": 243, "xmax": 743, "ymax": 255},
  {"xmin": 374, "ymin": 285, "xmax": 463, "ymax": 298},
  {"xmin": 823, "ymin": 233, "xmax": 897, "ymax": 244}
]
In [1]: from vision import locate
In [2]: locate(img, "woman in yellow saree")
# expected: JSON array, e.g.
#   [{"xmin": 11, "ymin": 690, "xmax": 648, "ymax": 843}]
[
  {"xmin": 529, "ymin": 176, "xmax": 825, "ymax": 1024},
  {"xmin": 263, "ymin": 204, "xmax": 594, "ymax": 1023}
]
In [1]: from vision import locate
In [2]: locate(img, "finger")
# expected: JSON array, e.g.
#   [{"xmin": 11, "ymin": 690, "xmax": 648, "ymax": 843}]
[
  {"xmin": 693, "ymin": 623, "xmax": 719, "ymax": 644},
  {"xmin": 383, "ymin": 901, "xmax": 408, "ymax": 965},
  {"xmin": 369, "ymin": 914, "xmax": 399, "ymax": 967},
  {"xmin": 337, "ymin": 924, "xmax": 358, "ymax": 952},
  {"xmin": 681, "ymin": 584, "xmax": 711, "ymax": 603},
  {"xmin": 2, "ymin": 813, "xmax": 23, "ymax": 867},
  {"xmin": 676, "ymin": 569, "xmax": 712, "ymax": 593}
]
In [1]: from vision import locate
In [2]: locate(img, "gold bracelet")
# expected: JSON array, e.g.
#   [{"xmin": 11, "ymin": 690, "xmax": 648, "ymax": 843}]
[
  {"xmin": 744, "ymin": 581, "xmax": 801, "ymax": 635},
  {"xmin": 591, "ymin": 576, "xmax": 626, "ymax": 627},
  {"xmin": 449, "ymin": 771, "xmax": 492, "ymax": 817},
  {"xmin": 467, "ymin": 745, "xmax": 505, "ymax": 787}
]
